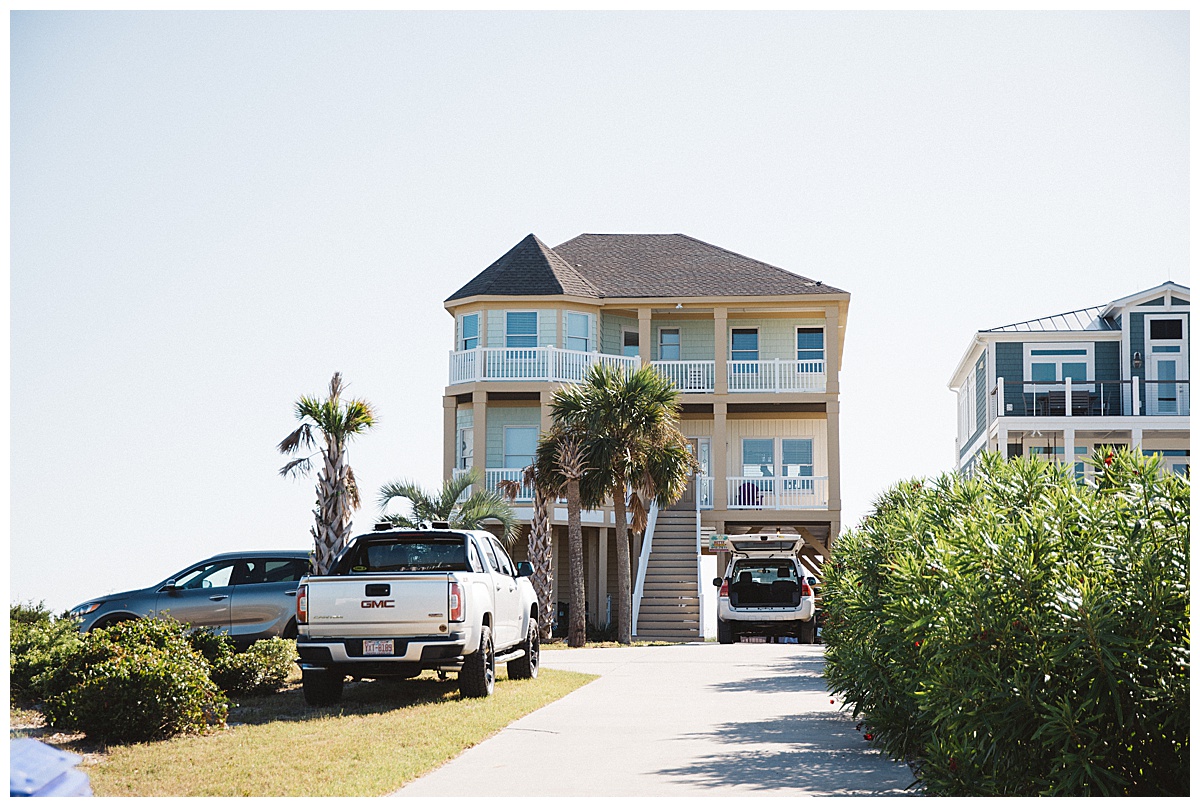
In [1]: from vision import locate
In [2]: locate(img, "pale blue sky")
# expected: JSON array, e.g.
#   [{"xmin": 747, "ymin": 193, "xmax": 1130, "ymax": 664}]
[{"xmin": 11, "ymin": 11, "xmax": 1189, "ymax": 612}]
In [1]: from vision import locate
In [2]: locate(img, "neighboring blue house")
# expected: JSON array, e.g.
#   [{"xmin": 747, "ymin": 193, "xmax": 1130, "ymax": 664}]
[{"xmin": 949, "ymin": 282, "xmax": 1190, "ymax": 478}]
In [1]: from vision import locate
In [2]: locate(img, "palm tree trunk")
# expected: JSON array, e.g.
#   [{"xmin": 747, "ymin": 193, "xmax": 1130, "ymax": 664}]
[
  {"xmin": 613, "ymin": 481, "xmax": 633, "ymax": 645},
  {"xmin": 566, "ymin": 478, "xmax": 587, "ymax": 647},
  {"xmin": 530, "ymin": 488, "xmax": 554, "ymax": 641}
]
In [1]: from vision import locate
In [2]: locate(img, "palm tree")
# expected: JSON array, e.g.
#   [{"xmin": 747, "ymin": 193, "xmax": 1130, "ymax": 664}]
[
  {"xmin": 551, "ymin": 363, "xmax": 697, "ymax": 644},
  {"xmin": 497, "ymin": 465, "xmax": 555, "ymax": 641},
  {"xmin": 534, "ymin": 426, "xmax": 590, "ymax": 647},
  {"xmin": 376, "ymin": 466, "xmax": 519, "ymax": 544},
  {"xmin": 278, "ymin": 372, "xmax": 377, "ymax": 575}
]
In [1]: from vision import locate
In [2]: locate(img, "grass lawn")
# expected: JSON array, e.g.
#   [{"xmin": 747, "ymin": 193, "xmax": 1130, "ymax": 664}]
[{"xmin": 12, "ymin": 668, "xmax": 594, "ymax": 797}]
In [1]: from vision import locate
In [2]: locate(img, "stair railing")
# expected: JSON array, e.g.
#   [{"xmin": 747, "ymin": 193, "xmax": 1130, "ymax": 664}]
[{"xmin": 631, "ymin": 499, "xmax": 659, "ymax": 636}]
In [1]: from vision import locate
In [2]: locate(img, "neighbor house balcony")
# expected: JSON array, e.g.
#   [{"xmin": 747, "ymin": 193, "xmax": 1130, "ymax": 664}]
[
  {"xmin": 449, "ymin": 347, "xmax": 639, "ymax": 385},
  {"xmin": 726, "ymin": 476, "xmax": 829, "ymax": 510},
  {"xmin": 991, "ymin": 378, "xmax": 1190, "ymax": 419}
]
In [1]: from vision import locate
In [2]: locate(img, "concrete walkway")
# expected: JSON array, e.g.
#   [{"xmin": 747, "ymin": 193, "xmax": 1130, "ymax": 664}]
[{"xmin": 394, "ymin": 642, "xmax": 915, "ymax": 797}]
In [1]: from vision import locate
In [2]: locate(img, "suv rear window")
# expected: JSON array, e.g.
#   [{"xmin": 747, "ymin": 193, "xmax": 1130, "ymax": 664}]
[{"xmin": 339, "ymin": 536, "xmax": 469, "ymax": 573}]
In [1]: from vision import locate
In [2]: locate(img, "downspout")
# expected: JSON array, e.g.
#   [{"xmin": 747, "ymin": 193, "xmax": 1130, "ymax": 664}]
[{"xmin": 631, "ymin": 499, "xmax": 659, "ymax": 636}]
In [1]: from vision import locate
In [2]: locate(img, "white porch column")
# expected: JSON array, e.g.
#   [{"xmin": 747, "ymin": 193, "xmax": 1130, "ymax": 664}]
[
  {"xmin": 1063, "ymin": 428, "xmax": 1076, "ymax": 473},
  {"xmin": 638, "ymin": 308, "xmax": 652, "ymax": 366},
  {"xmin": 714, "ymin": 400, "xmax": 729, "ymax": 510},
  {"xmin": 472, "ymin": 393, "xmax": 487, "ymax": 477},
  {"xmin": 997, "ymin": 423, "xmax": 1009, "ymax": 459},
  {"xmin": 1131, "ymin": 427, "xmax": 1143, "ymax": 451},
  {"xmin": 714, "ymin": 306, "xmax": 728, "ymax": 394}
]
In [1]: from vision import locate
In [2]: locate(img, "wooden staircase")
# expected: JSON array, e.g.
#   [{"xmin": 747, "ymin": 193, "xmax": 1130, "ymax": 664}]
[{"xmin": 634, "ymin": 509, "xmax": 701, "ymax": 642}]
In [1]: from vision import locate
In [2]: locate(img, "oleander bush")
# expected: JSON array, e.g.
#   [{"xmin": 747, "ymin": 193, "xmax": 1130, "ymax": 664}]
[
  {"xmin": 823, "ymin": 449, "xmax": 1189, "ymax": 796},
  {"xmin": 38, "ymin": 618, "xmax": 228, "ymax": 743},
  {"xmin": 9, "ymin": 602, "xmax": 82, "ymax": 705}
]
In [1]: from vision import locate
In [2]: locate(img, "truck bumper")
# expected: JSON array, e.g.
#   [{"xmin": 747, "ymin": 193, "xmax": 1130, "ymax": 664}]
[{"xmin": 297, "ymin": 632, "xmax": 470, "ymax": 666}]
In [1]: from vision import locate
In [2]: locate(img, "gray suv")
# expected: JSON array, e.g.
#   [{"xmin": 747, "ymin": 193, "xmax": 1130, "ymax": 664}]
[{"xmin": 69, "ymin": 550, "xmax": 311, "ymax": 648}]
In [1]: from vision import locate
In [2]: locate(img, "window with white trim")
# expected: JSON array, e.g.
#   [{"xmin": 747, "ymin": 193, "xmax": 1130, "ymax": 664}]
[
  {"xmin": 456, "ymin": 428, "xmax": 473, "ymax": 470},
  {"xmin": 796, "ymin": 328, "xmax": 824, "ymax": 366},
  {"xmin": 566, "ymin": 312, "xmax": 592, "ymax": 352},
  {"xmin": 1022, "ymin": 343, "xmax": 1094, "ymax": 386},
  {"xmin": 503, "ymin": 426, "xmax": 538, "ymax": 469},
  {"xmin": 622, "ymin": 329, "xmax": 639, "ymax": 358},
  {"xmin": 506, "ymin": 312, "xmax": 538, "ymax": 348},
  {"xmin": 659, "ymin": 328, "xmax": 681, "ymax": 361},
  {"xmin": 459, "ymin": 313, "xmax": 479, "ymax": 351}
]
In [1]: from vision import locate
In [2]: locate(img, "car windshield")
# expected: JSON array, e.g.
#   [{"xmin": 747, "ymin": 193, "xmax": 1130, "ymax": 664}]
[{"xmin": 344, "ymin": 537, "xmax": 469, "ymax": 573}]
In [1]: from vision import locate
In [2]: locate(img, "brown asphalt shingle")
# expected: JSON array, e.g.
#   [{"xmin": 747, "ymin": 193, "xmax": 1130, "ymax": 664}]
[{"xmin": 446, "ymin": 233, "xmax": 844, "ymax": 301}]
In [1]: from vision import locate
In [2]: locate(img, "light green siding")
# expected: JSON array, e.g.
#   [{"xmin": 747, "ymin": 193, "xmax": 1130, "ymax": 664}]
[
  {"xmin": 485, "ymin": 309, "xmax": 558, "ymax": 348},
  {"xmin": 600, "ymin": 314, "xmax": 637, "ymax": 355},
  {"xmin": 456, "ymin": 408, "xmax": 474, "ymax": 430},
  {"xmin": 652, "ymin": 319, "xmax": 715, "ymax": 361},
  {"xmin": 725, "ymin": 318, "xmax": 824, "ymax": 360},
  {"xmin": 485, "ymin": 406, "xmax": 541, "ymax": 468}
]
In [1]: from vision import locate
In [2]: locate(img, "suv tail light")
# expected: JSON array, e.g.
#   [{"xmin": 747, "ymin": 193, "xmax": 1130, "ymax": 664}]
[
  {"xmin": 448, "ymin": 581, "xmax": 464, "ymax": 622},
  {"xmin": 718, "ymin": 579, "xmax": 729, "ymax": 598},
  {"xmin": 801, "ymin": 581, "xmax": 812, "ymax": 597},
  {"xmin": 296, "ymin": 584, "xmax": 308, "ymax": 625}
]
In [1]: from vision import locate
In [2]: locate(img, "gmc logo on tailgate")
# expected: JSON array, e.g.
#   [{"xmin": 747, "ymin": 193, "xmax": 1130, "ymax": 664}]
[{"xmin": 361, "ymin": 600, "xmax": 395, "ymax": 608}]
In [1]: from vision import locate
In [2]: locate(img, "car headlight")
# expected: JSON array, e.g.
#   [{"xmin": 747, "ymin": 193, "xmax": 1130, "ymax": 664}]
[{"xmin": 70, "ymin": 602, "xmax": 103, "ymax": 617}]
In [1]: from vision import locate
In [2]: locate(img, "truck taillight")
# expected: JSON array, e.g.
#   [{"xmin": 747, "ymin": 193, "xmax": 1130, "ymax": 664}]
[
  {"xmin": 448, "ymin": 581, "xmax": 464, "ymax": 622},
  {"xmin": 718, "ymin": 579, "xmax": 729, "ymax": 598},
  {"xmin": 801, "ymin": 581, "xmax": 812, "ymax": 597},
  {"xmin": 297, "ymin": 584, "xmax": 308, "ymax": 625}
]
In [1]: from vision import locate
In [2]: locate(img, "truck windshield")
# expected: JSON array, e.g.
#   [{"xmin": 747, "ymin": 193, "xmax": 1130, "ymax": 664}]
[{"xmin": 344, "ymin": 537, "xmax": 469, "ymax": 573}]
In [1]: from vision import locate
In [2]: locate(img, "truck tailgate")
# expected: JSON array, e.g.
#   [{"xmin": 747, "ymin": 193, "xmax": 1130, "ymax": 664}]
[{"xmin": 304, "ymin": 574, "xmax": 451, "ymax": 638}]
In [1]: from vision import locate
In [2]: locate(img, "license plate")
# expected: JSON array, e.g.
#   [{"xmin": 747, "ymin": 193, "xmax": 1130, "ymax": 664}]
[{"xmin": 363, "ymin": 640, "xmax": 394, "ymax": 656}]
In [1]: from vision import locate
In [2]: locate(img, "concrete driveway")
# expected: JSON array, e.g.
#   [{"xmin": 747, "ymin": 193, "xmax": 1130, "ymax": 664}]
[{"xmin": 394, "ymin": 642, "xmax": 915, "ymax": 797}]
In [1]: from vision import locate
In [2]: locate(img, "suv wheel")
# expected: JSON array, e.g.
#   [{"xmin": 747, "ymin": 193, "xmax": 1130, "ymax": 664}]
[
  {"xmin": 507, "ymin": 617, "xmax": 540, "ymax": 680},
  {"xmin": 302, "ymin": 668, "xmax": 344, "ymax": 706},
  {"xmin": 798, "ymin": 619, "xmax": 816, "ymax": 644},
  {"xmin": 460, "ymin": 625, "xmax": 495, "ymax": 698},
  {"xmin": 717, "ymin": 619, "xmax": 734, "ymax": 644}
]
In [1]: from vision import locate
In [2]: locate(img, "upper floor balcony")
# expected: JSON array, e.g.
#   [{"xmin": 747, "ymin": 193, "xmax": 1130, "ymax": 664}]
[
  {"xmin": 991, "ymin": 377, "xmax": 1190, "ymax": 419},
  {"xmin": 448, "ymin": 347, "xmax": 826, "ymax": 394}
]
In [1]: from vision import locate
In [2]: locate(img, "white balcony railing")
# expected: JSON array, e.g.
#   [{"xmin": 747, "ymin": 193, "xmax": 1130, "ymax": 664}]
[
  {"xmin": 651, "ymin": 360, "xmax": 715, "ymax": 393},
  {"xmin": 727, "ymin": 476, "xmax": 828, "ymax": 510},
  {"xmin": 449, "ymin": 347, "xmax": 639, "ymax": 385},
  {"xmin": 727, "ymin": 359, "xmax": 826, "ymax": 393},
  {"xmin": 485, "ymin": 468, "xmax": 534, "ymax": 502}
]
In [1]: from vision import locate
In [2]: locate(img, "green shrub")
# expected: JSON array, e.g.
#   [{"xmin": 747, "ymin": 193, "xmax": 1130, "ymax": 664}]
[
  {"xmin": 210, "ymin": 638, "xmax": 297, "ymax": 697},
  {"xmin": 38, "ymin": 618, "xmax": 227, "ymax": 743},
  {"xmin": 823, "ymin": 450, "xmax": 1189, "ymax": 796},
  {"xmin": 10, "ymin": 602, "xmax": 81, "ymax": 704}
]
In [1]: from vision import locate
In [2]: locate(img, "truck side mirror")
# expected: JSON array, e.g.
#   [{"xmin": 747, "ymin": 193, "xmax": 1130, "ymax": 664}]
[
  {"xmin": 713, "ymin": 577, "xmax": 723, "ymax": 587},
  {"xmin": 516, "ymin": 562, "xmax": 534, "ymax": 578},
  {"xmin": 159, "ymin": 580, "xmax": 179, "ymax": 593}
]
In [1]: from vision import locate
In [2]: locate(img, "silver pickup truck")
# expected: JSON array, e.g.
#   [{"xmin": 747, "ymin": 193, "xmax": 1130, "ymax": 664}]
[{"xmin": 295, "ymin": 524, "xmax": 540, "ymax": 704}]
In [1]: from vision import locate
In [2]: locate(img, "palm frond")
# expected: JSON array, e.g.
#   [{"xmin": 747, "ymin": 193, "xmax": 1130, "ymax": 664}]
[
  {"xmin": 277, "ymin": 423, "xmax": 315, "ymax": 455},
  {"xmin": 279, "ymin": 456, "xmax": 314, "ymax": 479},
  {"xmin": 377, "ymin": 478, "xmax": 437, "ymax": 515},
  {"xmin": 454, "ymin": 490, "xmax": 519, "ymax": 544},
  {"xmin": 435, "ymin": 468, "xmax": 480, "ymax": 518}
]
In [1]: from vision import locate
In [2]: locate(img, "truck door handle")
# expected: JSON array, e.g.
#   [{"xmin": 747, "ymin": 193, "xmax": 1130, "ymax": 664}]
[
  {"xmin": 209, "ymin": 595, "xmax": 229, "ymax": 601},
  {"xmin": 285, "ymin": 590, "xmax": 298, "ymax": 596}
]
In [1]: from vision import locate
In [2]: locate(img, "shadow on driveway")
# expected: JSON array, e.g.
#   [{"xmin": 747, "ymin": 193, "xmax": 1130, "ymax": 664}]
[
  {"xmin": 655, "ymin": 712, "xmax": 917, "ymax": 795},
  {"xmin": 709, "ymin": 654, "xmax": 828, "ymax": 694}
]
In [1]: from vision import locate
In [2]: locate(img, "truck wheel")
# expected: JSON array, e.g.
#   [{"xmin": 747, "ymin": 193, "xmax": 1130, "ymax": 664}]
[
  {"xmin": 460, "ymin": 625, "xmax": 495, "ymax": 698},
  {"xmin": 507, "ymin": 617, "xmax": 540, "ymax": 680},
  {"xmin": 798, "ymin": 619, "xmax": 816, "ymax": 644},
  {"xmin": 717, "ymin": 619, "xmax": 734, "ymax": 644},
  {"xmin": 302, "ymin": 668, "xmax": 344, "ymax": 706}
]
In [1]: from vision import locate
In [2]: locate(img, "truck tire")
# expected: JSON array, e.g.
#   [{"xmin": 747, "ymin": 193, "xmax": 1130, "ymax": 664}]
[
  {"xmin": 507, "ymin": 617, "xmax": 540, "ymax": 680},
  {"xmin": 717, "ymin": 619, "xmax": 734, "ymax": 644},
  {"xmin": 798, "ymin": 618, "xmax": 816, "ymax": 644},
  {"xmin": 460, "ymin": 625, "xmax": 495, "ymax": 698},
  {"xmin": 302, "ymin": 668, "xmax": 344, "ymax": 706}
]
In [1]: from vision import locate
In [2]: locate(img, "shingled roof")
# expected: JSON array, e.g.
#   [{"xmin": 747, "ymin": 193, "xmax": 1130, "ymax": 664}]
[
  {"xmin": 446, "ymin": 233, "xmax": 842, "ymax": 301},
  {"xmin": 445, "ymin": 234, "xmax": 600, "ymax": 301}
]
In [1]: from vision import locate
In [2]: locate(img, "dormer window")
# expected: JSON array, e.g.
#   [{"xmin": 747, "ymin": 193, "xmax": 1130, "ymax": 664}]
[
  {"xmin": 459, "ymin": 313, "xmax": 479, "ymax": 351},
  {"xmin": 506, "ymin": 312, "xmax": 538, "ymax": 348}
]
